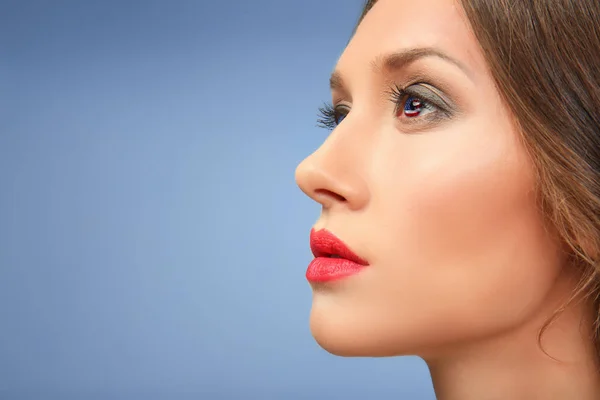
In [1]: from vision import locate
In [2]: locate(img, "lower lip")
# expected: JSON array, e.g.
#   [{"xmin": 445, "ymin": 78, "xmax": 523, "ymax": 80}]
[{"xmin": 306, "ymin": 257, "xmax": 366, "ymax": 283}]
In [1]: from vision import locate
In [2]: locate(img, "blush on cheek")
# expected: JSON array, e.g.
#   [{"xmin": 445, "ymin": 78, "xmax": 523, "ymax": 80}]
[
  {"xmin": 398, "ymin": 128, "xmax": 534, "ymax": 269},
  {"xmin": 366, "ymin": 134, "xmax": 564, "ymax": 342}
]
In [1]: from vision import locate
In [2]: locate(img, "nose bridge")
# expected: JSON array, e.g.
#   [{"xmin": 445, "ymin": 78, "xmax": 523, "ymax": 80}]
[{"xmin": 295, "ymin": 129, "xmax": 369, "ymax": 210}]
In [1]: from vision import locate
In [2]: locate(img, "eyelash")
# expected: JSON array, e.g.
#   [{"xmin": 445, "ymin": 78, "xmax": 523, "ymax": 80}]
[{"xmin": 317, "ymin": 84, "xmax": 451, "ymax": 130}]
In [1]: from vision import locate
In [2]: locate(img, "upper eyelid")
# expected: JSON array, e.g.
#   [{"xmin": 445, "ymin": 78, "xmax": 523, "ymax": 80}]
[
  {"xmin": 330, "ymin": 91, "xmax": 442, "ymax": 115},
  {"xmin": 330, "ymin": 79, "xmax": 457, "ymax": 115},
  {"xmin": 334, "ymin": 102, "xmax": 351, "ymax": 109},
  {"xmin": 396, "ymin": 83, "xmax": 456, "ymax": 112},
  {"xmin": 403, "ymin": 86, "xmax": 447, "ymax": 106}
]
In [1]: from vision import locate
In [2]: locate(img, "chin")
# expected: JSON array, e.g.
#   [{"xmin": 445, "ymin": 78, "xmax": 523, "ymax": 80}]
[{"xmin": 309, "ymin": 300, "xmax": 414, "ymax": 357}]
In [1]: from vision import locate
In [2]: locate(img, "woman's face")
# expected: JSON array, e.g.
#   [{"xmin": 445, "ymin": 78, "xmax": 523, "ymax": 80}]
[{"xmin": 295, "ymin": 0, "xmax": 565, "ymax": 358}]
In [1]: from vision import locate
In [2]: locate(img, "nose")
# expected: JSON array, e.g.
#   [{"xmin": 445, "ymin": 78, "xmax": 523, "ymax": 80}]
[{"xmin": 295, "ymin": 139, "xmax": 369, "ymax": 211}]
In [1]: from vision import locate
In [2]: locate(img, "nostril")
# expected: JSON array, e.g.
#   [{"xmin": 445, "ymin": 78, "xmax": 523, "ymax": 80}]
[{"xmin": 315, "ymin": 188, "xmax": 347, "ymax": 203}]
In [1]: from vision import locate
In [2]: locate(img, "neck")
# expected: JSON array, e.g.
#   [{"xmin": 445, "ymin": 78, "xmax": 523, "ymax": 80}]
[{"xmin": 424, "ymin": 277, "xmax": 600, "ymax": 400}]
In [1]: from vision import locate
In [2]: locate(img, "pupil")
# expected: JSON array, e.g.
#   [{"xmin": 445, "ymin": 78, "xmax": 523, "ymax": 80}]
[{"xmin": 405, "ymin": 97, "xmax": 421, "ymax": 110}]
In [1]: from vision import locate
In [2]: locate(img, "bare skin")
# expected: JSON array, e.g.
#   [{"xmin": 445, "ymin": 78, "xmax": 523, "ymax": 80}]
[{"xmin": 295, "ymin": 0, "xmax": 600, "ymax": 398}]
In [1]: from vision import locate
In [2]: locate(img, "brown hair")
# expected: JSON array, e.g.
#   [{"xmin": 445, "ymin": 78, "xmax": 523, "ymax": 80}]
[{"xmin": 358, "ymin": 0, "xmax": 600, "ymax": 359}]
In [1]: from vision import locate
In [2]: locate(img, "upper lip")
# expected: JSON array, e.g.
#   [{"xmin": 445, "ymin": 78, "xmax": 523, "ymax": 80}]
[{"xmin": 310, "ymin": 229, "xmax": 369, "ymax": 266}]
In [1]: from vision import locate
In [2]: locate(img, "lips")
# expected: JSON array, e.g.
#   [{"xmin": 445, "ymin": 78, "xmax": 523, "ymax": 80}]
[{"xmin": 306, "ymin": 229, "xmax": 369, "ymax": 283}]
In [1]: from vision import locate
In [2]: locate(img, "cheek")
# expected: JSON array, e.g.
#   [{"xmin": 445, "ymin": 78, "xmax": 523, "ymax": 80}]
[{"xmin": 362, "ymin": 124, "xmax": 562, "ymax": 350}]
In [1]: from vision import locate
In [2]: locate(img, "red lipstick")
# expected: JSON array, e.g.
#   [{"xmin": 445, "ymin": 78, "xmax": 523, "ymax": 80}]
[{"xmin": 306, "ymin": 229, "xmax": 369, "ymax": 283}]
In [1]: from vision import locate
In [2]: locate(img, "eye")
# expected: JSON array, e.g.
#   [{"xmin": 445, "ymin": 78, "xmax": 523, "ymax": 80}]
[
  {"xmin": 330, "ymin": 107, "xmax": 348, "ymax": 125},
  {"xmin": 389, "ymin": 83, "xmax": 452, "ymax": 124},
  {"xmin": 317, "ymin": 103, "xmax": 350, "ymax": 130}
]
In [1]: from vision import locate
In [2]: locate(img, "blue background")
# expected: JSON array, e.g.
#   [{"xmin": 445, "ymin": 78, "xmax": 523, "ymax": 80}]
[{"xmin": 0, "ymin": 1, "xmax": 434, "ymax": 398}]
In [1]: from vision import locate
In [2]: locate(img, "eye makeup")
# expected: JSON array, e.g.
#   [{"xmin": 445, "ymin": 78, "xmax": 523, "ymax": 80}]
[
  {"xmin": 317, "ymin": 65, "xmax": 465, "ymax": 132},
  {"xmin": 317, "ymin": 82, "xmax": 459, "ymax": 131}
]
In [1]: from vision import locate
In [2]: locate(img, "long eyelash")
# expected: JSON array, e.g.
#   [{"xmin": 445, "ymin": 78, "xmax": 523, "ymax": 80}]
[
  {"xmin": 388, "ymin": 84, "xmax": 417, "ymax": 111},
  {"xmin": 316, "ymin": 103, "xmax": 337, "ymax": 130},
  {"xmin": 387, "ymin": 84, "xmax": 407, "ymax": 105}
]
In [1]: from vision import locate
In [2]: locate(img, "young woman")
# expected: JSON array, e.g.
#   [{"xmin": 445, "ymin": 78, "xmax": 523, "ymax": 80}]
[{"xmin": 295, "ymin": 0, "xmax": 600, "ymax": 398}]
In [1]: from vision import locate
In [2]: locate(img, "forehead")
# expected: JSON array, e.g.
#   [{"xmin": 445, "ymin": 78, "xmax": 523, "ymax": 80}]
[{"xmin": 337, "ymin": 0, "xmax": 485, "ymax": 78}]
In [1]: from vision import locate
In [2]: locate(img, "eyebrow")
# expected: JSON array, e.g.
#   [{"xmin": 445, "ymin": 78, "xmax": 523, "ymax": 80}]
[{"xmin": 329, "ymin": 46, "xmax": 472, "ymax": 91}]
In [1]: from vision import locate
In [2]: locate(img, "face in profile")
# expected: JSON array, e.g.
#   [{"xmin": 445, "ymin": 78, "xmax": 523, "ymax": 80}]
[{"xmin": 295, "ymin": 0, "xmax": 566, "ymax": 359}]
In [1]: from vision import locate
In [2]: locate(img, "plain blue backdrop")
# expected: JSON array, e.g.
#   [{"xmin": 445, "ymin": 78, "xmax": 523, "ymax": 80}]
[{"xmin": 0, "ymin": 1, "xmax": 435, "ymax": 398}]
